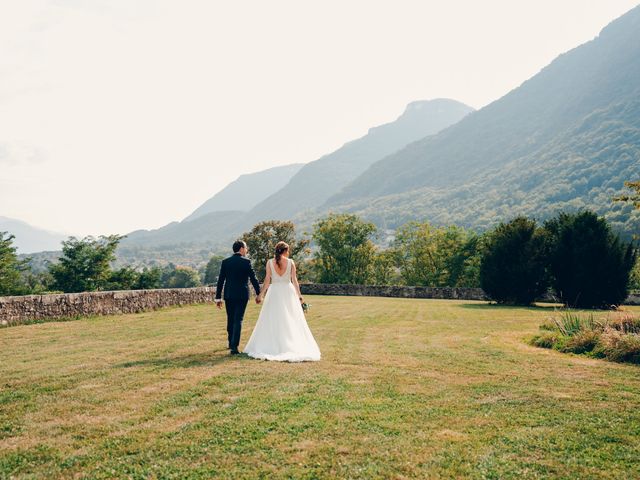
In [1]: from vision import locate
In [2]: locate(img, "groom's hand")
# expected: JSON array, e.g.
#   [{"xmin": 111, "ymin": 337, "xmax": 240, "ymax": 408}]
[
  {"xmin": 215, "ymin": 300, "xmax": 223, "ymax": 309},
  {"xmin": 255, "ymin": 296, "xmax": 261, "ymax": 304}
]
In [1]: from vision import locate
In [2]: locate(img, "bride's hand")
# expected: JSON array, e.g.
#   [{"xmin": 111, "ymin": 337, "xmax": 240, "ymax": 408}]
[{"xmin": 299, "ymin": 296, "xmax": 304, "ymax": 304}]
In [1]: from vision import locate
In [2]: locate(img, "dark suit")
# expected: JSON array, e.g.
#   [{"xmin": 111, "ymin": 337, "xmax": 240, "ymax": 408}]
[{"xmin": 215, "ymin": 253, "xmax": 261, "ymax": 350}]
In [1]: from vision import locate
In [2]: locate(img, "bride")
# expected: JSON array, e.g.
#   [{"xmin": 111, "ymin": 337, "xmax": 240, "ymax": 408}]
[{"xmin": 243, "ymin": 241, "xmax": 321, "ymax": 362}]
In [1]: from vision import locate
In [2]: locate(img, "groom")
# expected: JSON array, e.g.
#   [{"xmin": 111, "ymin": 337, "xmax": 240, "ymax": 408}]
[{"xmin": 215, "ymin": 240, "xmax": 261, "ymax": 355}]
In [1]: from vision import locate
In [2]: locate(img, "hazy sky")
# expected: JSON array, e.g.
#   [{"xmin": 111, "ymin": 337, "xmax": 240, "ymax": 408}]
[{"xmin": 1, "ymin": 0, "xmax": 639, "ymax": 237}]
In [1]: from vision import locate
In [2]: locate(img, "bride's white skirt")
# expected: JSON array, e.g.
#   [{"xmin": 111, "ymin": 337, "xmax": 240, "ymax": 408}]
[{"xmin": 244, "ymin": 283, "xmax": 321, "ymax": 362}]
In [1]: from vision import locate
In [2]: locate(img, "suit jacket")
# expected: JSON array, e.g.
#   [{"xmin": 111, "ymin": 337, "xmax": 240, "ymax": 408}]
[{"xmin": 215, "ymin": 253, "xmax": 261, "ymax": 301}]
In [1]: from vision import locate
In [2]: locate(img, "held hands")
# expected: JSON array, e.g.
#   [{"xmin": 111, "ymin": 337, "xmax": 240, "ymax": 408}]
[{"xmin": 255, "ymin": 295, "xmax": 262, "ymax": 304}]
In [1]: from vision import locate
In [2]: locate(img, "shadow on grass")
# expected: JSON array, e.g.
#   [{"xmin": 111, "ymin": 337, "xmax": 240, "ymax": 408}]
[
  {"xmin": 114, "ymin": 350, "xmax": 236, "ymax": 369},
  {"xmin": 459, "ymin": 302, "xmax": 561, "ymax": 311}
]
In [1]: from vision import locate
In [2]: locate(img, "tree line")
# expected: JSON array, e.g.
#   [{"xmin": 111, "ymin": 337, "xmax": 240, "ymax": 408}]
[
  {"xmin": 0, "ymin": 232, "xmax": 226, "ymax": 296},
  {"xmin": 1, "ymin": 182, "xmax": 638, "ymax": 307}
]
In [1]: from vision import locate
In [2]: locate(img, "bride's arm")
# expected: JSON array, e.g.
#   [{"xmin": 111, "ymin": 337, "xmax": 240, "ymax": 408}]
[
  {"xmin": 291, "ymin": 260, "xmax": 304, "ymax": 304},
  {"xmin": 258, "ymin": 261, "xmax": 271, "ymax": 301}
]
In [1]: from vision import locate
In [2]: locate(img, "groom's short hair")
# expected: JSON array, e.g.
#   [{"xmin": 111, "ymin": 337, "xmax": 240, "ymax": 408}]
[{"xmin": 232, "ymin": 240, "xmax": 246, "ymax": 253}]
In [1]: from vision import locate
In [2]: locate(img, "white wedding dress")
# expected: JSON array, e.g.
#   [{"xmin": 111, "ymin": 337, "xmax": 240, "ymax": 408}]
[{"xmin": 244, "ymin": 258, "xmax": 321, "ymax": 362}]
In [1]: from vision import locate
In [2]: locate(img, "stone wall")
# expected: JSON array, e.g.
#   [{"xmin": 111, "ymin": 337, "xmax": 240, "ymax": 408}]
[
  {"xmin": 1, "ymin": 285, "xmax": 638, "ymax": 327},
  {"xmin": 300, "ymin": 283, "xmax": 488, "ymax": 300},
  {"xmin": 0, "ymin": 287, "xmax": 215, "ymax": 326},
  {"xmin": 300, "ymin": 284, "xmax": 640, "ymax": 305}
]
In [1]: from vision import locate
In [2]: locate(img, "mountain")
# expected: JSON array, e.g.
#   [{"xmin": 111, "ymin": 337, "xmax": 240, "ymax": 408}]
[
  {"xmin": 124, "ymin": 210, "xmax": 247, "ymax": 248},
  {"xmin": 0, "ymin": 216, "xmax": 67, "ymax": 254},
  {"xmin": 245, "ymin": 99, "xmax": 474, "ymax": 223},
  {"xmin": 119, "ymin": 99, "xmax": 473, "ymax": 264},
  {"xmin": 184, "ymin": 163, "xmax": 304, "ymax": 222},
  {"xmin": 327, "ymin": 5, "xmax": 640, "ymax": 236}
]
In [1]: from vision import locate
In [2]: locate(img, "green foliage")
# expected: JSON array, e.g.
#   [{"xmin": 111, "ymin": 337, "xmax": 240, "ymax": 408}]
[
  {"xmin": 479, "ymin": 217, "xmax": 549, "ymax": 305},
  {"xmin": 561, "ymin": 330, "xmax": 601, "ymax": 354},
  {"xmin": 530, "ymin": 331, "xmax": 560, "ymax": 349},
  {"xmin": 136, "ymin": 267, "xmax": 163, "ymax": 290},
  {"xmin": 161, "ymin": 265, "xmax": 201, "ymax": 288},
  {"xmin": 242, "ymin": 220, "xmax": 310, "ymax": 280},
  {"xmin": 552, "ymin": 311, "xmax": 598, "ymax": 337},
  {"xmin": 19, "ymin": 270, "xmax": 53, "ymax": 295},
  {"xmin": 370, "ymin": 250, "xmax": 399, "ymax": 285},
  {"xmin": 531, "ymin": 310, "xmax": 640, "ymax": 363},
  {"xmin": 203, "ymin": 255, "xmax": 225, "ymax": 285},
  {"xmin": 595, "ymin": 329, "xmax": 640, "ymax": 363},
  {"xmin": 49, "ymin": 235, "xmax": 122, "ymax": 293},
  {"xmin": 393, "ymin": 222, "xmax": 481, "ymax": 287},
  {"xmin": 105, "ymin": 266, "xmax": 140, "ymax": 291},
  {"xmin": 325, "ymin": 20, "xmax": 640, "ymax": 240},
  {"xmin": 545, "ymin": 211, "xmax": 636, "ymax": 308},
  {"xmin": 0, "ymin": 232, "xmax": 29, "ymax": 296},
  {"xmin": 614, "ymin": 180, "xmax": 640, "ymax": 210},
  {"xmin": 312, "ymin": 213, "xmax": 376, "ymax": 284},
  {"xmin": 631, "ymin": 256, "xmax": 640, "ymax": 290}
]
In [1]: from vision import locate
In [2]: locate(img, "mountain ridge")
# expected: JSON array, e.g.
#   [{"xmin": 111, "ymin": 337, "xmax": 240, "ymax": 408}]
[
  {"xmin": 184, "ymin": 163, "xmax": 304, "ymax": 222},
  {"xmin": 0, "ymin": 216, "xmax": 67, "ymax": 254},
  {"xmin": 324, "ymin": 4, "xmax": 640, "ymax": 237},
  {"xmin": 244, "ymin": 98, "xmax": 474, "ymax": 223}
]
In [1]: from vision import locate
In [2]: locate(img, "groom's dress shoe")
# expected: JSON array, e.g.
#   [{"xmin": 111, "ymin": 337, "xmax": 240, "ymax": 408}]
[{"xmin": 230, "ymin": 349, "xmax": 240, "ymax": 355}]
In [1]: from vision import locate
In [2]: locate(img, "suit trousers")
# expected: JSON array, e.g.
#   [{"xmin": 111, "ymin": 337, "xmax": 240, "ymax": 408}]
[{"xmin": 225, "ymin": 298, "xmax": 248, "ymax": 350}]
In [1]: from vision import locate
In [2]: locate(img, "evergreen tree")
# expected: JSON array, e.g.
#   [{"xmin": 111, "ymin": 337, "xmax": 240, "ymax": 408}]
[
  {"xmin": 480, "ymin": 217, "xmax": 549, "ymax": 305},
  {"xmin": 544, "ymin": 211, "xmax": 636, "ymax": 308}
]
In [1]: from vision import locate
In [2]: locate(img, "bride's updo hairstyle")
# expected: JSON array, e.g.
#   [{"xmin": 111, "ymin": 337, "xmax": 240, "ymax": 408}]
[{"xmin": 275, "ymin": 241, "xmax": 289, "ymax": 267}]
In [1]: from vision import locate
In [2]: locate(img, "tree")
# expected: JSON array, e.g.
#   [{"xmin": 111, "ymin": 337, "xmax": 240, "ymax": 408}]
[
  {"xmin": 630, "ymin": 257, "xmax": 640, "ymax": 290},
  {"xmin": 614, "ymin": 181, "xmax": 640, "ymax": 210},
  {"xmin": 544, "ymin": 211, "xmax": 636, "ymax": 308},
  {"xmin": 49, "ymin": 235, "xmax": 122, "ymax": 293},
  {"xmin": 370, "ymin": 250, "xmax": 398, "ymax": 285},
  {"xmin": 479, "ymin": 217, "xmax": 549, "ymax": 305},
  {"xmin": 105, "ymin": 266, "xmax": 140, "ymax": 291},
  {"xmin": 242, "ymin": 220, "xmax": 310, "ymax": 280},
  {"xmin": 136, "ymin": 266, "xmax": 162, "ymax": 289},
  {"xmin": 0, "ymin": 232, "xmax": 28, "ymax": 295},
  {"xmin": 312, "ymin": 213, "xmax": 377, "ymax": 284},
  {"xmin": 164, "ymin": 266, "xmax": 201, "ymax": 288},
  {"xmin": 203, "ymin": 255, "xmax": 225, "ymax": 285},
  {"xmin": 393, "ymin": 222, "xmax": 481, "ymax": 287}
]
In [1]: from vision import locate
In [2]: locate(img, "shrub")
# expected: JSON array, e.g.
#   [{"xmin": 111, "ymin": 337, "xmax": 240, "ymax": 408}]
[
  {"xmin": 531, "ymin": 310, "xmax": 640, "ymax": 364},
  {"xmin": 544, "ymin": 211, "xmax": 636, "ymax": 309},
  {"xmin": 480, "ymin": 217, "xmax": 549, "ymax": 305},
  {"xmin": 538, "ymin": 319, "xmax": 558, "ymax": 331},
  {"xmin": 530, "ymin": 331, "xmax": 560, "ymax": 349},
  {"xmin": 595, "ymin": 329, "xmax": 640, "ymax": 364},
  {"xmin": 562, "ymin": 330, "xmax": 600, "ymax": 354},
  {"xmin": 552, "ymin": 311, "xmax": 599, "ymax": 336},
  {"xmin": 609, "ymin": 313, "xmax": 640, "ymax": 334}
]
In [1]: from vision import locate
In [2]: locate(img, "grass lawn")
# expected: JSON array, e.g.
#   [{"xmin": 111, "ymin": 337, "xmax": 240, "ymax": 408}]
[{"xmin": 1, "ymin": 297, "xmax": 640, "ymax": 479}]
